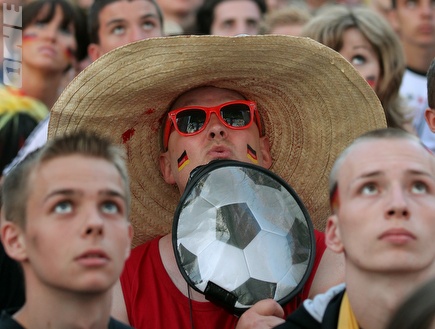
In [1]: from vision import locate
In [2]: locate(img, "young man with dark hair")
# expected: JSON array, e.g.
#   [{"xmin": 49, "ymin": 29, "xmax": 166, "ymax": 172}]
[
  {"xmin": 424, "ymin": 57, "xmax": 435, "ymax": 134},
  {"xmin": 389, "ymin": 0, "xmax": 435, "ymax": 150},
  {"xmin": 196, "ymin": 0, "xmax": 267, "ymax": 35},
  {"xmin": 87, "ymin": 0, "xmax": 164, "ymax": 61}
]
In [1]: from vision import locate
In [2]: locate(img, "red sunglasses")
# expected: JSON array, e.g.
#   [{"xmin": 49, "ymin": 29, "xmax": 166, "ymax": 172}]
[{"xmin": 162, "ymin": 100, "xmax": 263, "ymax": 150}]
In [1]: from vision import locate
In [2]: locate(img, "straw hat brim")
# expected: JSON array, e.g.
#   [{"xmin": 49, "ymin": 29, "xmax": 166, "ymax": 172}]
[{"xmin": 48, "ymin": 35, "xmax": 386, "ymax": 247}]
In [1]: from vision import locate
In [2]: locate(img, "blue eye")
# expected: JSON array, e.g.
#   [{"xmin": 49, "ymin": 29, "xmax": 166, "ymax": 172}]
[
  {"xmin": 361, "ymin": 183, "xmax": 378, "ymax": 195},
  {"xmin": 351, "ymin": 55, "xmax": 366, "ymax": 66},
  {"xmin": 54, "ymin": 201, "xmax": 73, "ymax": 214},
  {"xmin": 411, "ymin": 181, "xmax": 428, "ymax": 194},
  {"xmin": 142, "ymin": 21, "xmax": 157, "ymax": 30},
  {"xmin": 112, "ymin": 26, "xmax": 125, "ymax": 35},
  {"xmin": 101, "ymin": 201, "xmax": 120, "ymax": 214}
]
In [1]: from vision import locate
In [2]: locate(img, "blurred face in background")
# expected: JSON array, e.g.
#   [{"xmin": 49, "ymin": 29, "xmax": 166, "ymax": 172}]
[
  {"xmin": 22, "ymin": 4, "xmax": 77, "ymax": 74},
  {"xmin": 339, "ymin": 27, "xmax": 381, "ymax": 92},
  {"xmin": 211, "ymin": 0, "xmax": 263, "ymax": 35},
  {"xmin": 88, "ymin": 0, "xmax": 163, "ymax": 61}
]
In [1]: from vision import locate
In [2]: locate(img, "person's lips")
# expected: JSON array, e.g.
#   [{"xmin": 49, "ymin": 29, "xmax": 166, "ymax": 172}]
[
  {"xmin": 379, "ymin": 228, "xmax": 416, "ymax": 245},
  {"xmin": 75, "ymin": 249, "xmax": 110, "ymax": 267},
  {"xmin": 418, "ymin": 24, "xmax": 434, "ymax": 34},
  {"xmin": 207, "ymin": 145, "xmax": 233, "ymax": 159},
  {"xmin": 38, "ymin": 45, "xmax": 57, "ymax": 57}
]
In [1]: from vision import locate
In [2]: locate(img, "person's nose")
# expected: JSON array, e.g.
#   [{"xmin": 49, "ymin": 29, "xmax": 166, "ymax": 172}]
[
  {"xmin": 129, "ymin": 26, "xmax": 147, "ymax": 43},
  {"xmin": 421, "ymin": 0, "xmax": 434, "ymax": 17},
  {"xmin": 234, "ymin": 23, "xmax": 249, "ymax": 36},
  {"xmin": 385, "ymin": 185, "xmax": 410, "ymax": 220},
  {"xmin": 41, "ymin": 24, "xmax": 57, "ymax": 43},
  {"xmin": 207, "ymin": 113, "xmax": 228, "ymax": 140},
  {"xmin": 82, "ymin": 207, "xmax": 104, "ymax": 237}
]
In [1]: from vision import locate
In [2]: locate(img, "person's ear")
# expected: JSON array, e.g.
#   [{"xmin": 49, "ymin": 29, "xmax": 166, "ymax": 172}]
[
  {"xmin": 325, "ymin": 215, "xmax": 344, "ymax": 253},
  {"xmin": 425, "ymin": 108, "xmax": 435, "ymax": 132},
  {"xmin": 87, "ymin": 43, "xmax": 102, "ymax": 62},
  {"xmin": 159, "ymin": 152, "xmax": 176, "ymax": 184},
  {"xmin": 124, "ymin": 224, "xmax": 133, "ymax": 260},
  {"xmin": 259, "ymin": 136, "xmax": 272, "ymax": 169},
  {"xmin": 1, "ymin": 221, "xmax": 27, "ymax": 262}
]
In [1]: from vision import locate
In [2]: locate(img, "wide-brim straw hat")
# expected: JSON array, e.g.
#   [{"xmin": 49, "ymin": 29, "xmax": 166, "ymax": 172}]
[{"xmin": 49, "ymin": 35, "xmax": 386, "ymax": 247}]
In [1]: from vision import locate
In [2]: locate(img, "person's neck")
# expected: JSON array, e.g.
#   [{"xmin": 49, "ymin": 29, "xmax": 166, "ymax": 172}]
[
  {"xmin": 159, "ymin": 234, "xmax": 208, "ymax": 302},
  {"xmin": 15, "ymin": 278, "xmax": 113, "ymax": 329},
  {"xmin": 345, "ymin": 268, "xmax": 435, "ymax": 329},
  {"xmin": 21, "ymin": 63, "xmax": 64, "ymax": 109},
  {"xmin": 402, "ymin": 41, "xmax": 435, "ymax": 73}
]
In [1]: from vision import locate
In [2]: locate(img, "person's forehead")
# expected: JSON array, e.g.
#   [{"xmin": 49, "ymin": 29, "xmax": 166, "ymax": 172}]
[
  {"xmin": 101, "ymin": 0, "xmax": 159, "ymax": 17},
  {"xmin": 340, "ymin": 139, "xmax": 435, "ymax": 179},
  {"xmin": 171, "ymin": 87, "xmax": 247, "ymax": 109},
  {"xmin": 214, "ymin": 0, "xmax": 261, "ymax": 19},
  {"xmin": 30, "ymin": 155, "xmax": 122, "ymax": 188},
  {"xmin": 214, "ymin": 0, "xmax": 262, "ymax": 15}
]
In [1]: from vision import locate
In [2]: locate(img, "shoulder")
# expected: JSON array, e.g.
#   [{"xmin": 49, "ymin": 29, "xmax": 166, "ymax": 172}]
[
  {"xmin": 280, "ymin": 284, "xmax": 345, "ymax": 329},
  {"xmin": 303, "ymin": 283, "xmax": 345, "ymax": 322},
  {"xmin": 128, "ymin": 237, "xmax": 160, "ymax": 260}
]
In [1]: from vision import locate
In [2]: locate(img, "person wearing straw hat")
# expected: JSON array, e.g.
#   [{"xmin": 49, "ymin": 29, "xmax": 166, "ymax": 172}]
[
  {"xmin": 48, "ymin": 35, "xmax": 387, "ymax": 328},
  {"xmin": 236, "ymin": 128, "xmax": 435, "ymax": 329}
]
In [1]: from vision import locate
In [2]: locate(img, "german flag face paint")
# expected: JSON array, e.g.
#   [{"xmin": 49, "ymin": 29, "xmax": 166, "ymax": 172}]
[
  {"xmin": 178, "ymin": 151, "xmax": 190, "ymax": 171},
  {"xmin": 366, "ymin": 76, "xmax": 376, "ymax": 88},
  {"xmin": 22, "ymin": 33, "xmax": 37, "ymax": 43},
  {"xmin": 247, "ymin": 144, "xmax": 258, "ymax": 164},
  {"xmin": 64, "ymin": 47, "xmax": 75, "ymax": 63}
]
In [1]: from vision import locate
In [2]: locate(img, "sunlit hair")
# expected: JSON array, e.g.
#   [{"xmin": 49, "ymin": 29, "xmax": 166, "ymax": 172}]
[
  {"xmin": 2, "ymin": 131, "xmax": 130, "ymax": 228},
  {"xmin": 261, "ymin": 5, "xmax": 312, "ymax": 34},
  {"xmin": 301, "ymin": 5, "xmax": 411, "ymax": 129},
  {"xmin": 328, "ymin": 128, "xmax": 425, "ymax": 213}
]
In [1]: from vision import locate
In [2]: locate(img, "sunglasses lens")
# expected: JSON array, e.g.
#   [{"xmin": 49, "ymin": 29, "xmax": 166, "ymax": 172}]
[
  {"xmin": 221, "ymin": 104, "xmax": 252, "ymax": 127},
  {"xmin": 176, "ymin": 109, "xmax": 206, "ymax": 134}
]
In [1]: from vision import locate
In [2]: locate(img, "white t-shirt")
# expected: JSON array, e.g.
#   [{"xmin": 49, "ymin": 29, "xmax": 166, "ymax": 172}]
[{"xmin": 400, "ymin": 68, "xmax": 435, "ymax": 151}]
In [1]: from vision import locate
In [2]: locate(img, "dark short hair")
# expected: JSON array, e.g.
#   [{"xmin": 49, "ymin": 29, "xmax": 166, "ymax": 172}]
[
  {"xmin": 22, "ymin": 0, "xmax": 89, "ymax": 61},
  {"xmin": 88, "ymin": 0, "xmax": 164, "ymax": 44},
  {"xmin": 427, "ymin": 57, "xmax": 435, "ymax": 109},
  {"xmin": 196, "ymin": 0, "xmax": 267, "ymax": 35}
]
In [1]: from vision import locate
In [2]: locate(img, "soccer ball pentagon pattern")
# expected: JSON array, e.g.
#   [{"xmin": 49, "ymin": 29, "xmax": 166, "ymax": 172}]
[{"xmin": 174, "ymin": 162, "xmax": 314, "ymax": 312}]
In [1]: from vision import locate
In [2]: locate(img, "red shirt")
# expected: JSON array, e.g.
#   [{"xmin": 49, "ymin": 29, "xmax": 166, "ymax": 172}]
[{"xmin": 120, "ymin": 230, "xmax": 326, "ymax": 329}]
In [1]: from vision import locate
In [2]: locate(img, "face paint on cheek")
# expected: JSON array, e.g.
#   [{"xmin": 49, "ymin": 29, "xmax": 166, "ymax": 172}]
[
  {"xmin": 64, "ymin": 47, "xmax": 75, "ymax": 63},
  {"xmin": 23, "ymin": 33, "xmax": 38, "ymax": 43},
  {"xmin": 365, "ymin": 76, "xmax": 376, "ymax": 88},
  {"xmin": 177, "ymin": 150, "xmax": 190, "ymax": 171},
  {"xmin": 247, "ymin": 144, "xmax": 258, "ymax": 164}
]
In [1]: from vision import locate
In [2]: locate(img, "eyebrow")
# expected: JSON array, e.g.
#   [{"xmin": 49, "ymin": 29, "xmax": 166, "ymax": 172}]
[
  {"xmin": 106, "ymin": 13, "xmax": 159, "ymax": 27},
  {"xmin": 44, "ymin": 189, "xmax": 126, "ymax": 202},
  {"xmin": 351, "ymin": 169, "xmax": 434, "ymax": 184}
]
